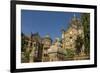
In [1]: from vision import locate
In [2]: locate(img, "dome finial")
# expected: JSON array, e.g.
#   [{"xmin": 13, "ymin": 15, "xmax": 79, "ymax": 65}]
[
  {"xmin": 55, "ymin": 37, "xmax": 61, "ymax": 42},
  {"xmin": 45, "ymin": 34, "xmax": 50, "ymax": 38}
]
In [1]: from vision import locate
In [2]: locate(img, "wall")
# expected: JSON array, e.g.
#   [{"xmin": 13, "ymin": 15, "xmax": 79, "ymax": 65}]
[{"xmin": 0, "ymin": 0, "xmax": 99, "ymax": 73}]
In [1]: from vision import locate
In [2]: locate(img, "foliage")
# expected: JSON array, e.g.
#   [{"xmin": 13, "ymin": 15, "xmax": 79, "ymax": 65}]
[
  {"xmin": 21, "ymin": 32, "xmax": 26, "ymax": 52},
  {"xmin": 66, "ymin": 49, "xmax": 75, "ymax": 58},
  {"xmin": 75, "ymin": 35, "xmax": 83, "ymax": 55},
  {"xmin": 21, "ymin": 52, "xmax": 30, "ymax": 63},
  {"xmin": 21, "ymin": 32, "xmax": 30, "ymax": 62},
  {"xmin": 81, "ymin": 13, "xmax": 90, "ymax": 55}
]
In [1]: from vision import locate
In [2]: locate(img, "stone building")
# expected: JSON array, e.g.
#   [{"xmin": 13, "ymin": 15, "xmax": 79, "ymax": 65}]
[
  {"xmin": 42, "ymin": 35, "xmax": 52, "ymax": 62},
  {"xmin": 62, "ymin": 15, "xmax": 84, "ymax": 50},
  {"xmin": 48, "ymin": 38, "xmax": 66, "ymax": 61},
  {"xmin": 21, "ymin": 32, "xmax": 43, "ymax": 63},
  {"xmin": 30, "ymin": 32, "xmax": 43, "ymax": 62},
  {"xmin": 21, "ymin": 14, "xmax": 86, "ymax": 63}
]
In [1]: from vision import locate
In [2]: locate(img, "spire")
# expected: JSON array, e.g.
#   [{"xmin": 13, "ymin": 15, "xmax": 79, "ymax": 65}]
[
  {"xmin": 61, "ymin": 29, "xmax": 65, "ymax": 33},
  {"xmin": 73, "ymin": 13, "xmax": 76, "ymax": 20},
  {"xmin": 74, "ymin": 14, "xmax": 76, "ymax": 18}
]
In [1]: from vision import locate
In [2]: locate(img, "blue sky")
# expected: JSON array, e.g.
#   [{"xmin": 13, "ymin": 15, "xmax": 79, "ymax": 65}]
[{"xmin": 21, "ymin": 10, "xmax": 81, "ymax": 41}]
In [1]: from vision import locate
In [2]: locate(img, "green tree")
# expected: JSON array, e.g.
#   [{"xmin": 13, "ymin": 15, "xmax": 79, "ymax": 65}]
[
  {"xmin": 21, "ymin": 32, "xmax": 30, "ymax": 62},
  {"xmin": 75, "ymin": 35, "xmax": 83, "ymax": 55},
  {"xmin": 66, "ymin": 49, "xmax": 75, "ymax": 58},
  {"xmin": 81, "ymin": 13, "xmax": 90, "ymax": 55},
  {"xmin": 21, "ymin": 32, "xmax": 26, "ymax": 52}
]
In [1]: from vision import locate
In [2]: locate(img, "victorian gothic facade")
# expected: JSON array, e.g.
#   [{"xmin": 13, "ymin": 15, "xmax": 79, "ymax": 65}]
[
  {"xmin": 21, "ymin": 15, "xmax": 86, "ymax": 63},
  {"xmin": 61, "ymin": 15, "xmax": 84, "ymax": 54}
]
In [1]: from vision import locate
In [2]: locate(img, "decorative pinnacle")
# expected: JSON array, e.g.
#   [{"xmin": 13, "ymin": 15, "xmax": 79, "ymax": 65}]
[{"xmin": 74, "ymin": 14, "xmax": 76, "ymax": 18}]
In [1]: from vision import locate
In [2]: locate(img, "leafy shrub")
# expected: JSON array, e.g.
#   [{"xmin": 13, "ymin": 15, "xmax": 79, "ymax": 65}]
[{"xmin": 66, "ymin": 49, "xmax": 75, "ymax": 58}]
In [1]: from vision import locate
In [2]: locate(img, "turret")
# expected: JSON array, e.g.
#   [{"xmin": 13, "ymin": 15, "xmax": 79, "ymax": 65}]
[{"xmin": 61, "ymin": 29, "xmax": 65, "ymax": 39}]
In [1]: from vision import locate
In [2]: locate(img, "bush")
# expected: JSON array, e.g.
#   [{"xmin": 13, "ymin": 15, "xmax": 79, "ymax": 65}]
[{"xmin": 66, "ymin": 49, "xmax": 75, "ymax": 58}]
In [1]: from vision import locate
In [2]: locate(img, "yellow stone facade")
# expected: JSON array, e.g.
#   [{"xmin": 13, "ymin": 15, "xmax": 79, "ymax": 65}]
[{"xmin": 62, "ymin": 15, "xmax": 84, "ymax": 51}]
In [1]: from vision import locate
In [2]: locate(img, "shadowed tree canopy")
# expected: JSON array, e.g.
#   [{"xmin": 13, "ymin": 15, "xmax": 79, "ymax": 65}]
[
  {"xmin": 75, "ymin": 35, "xmax": 83, "ymax": 55},
  {"xmin": 81, "ymin": 13, "xmax": 90, "ymax": 55}
]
